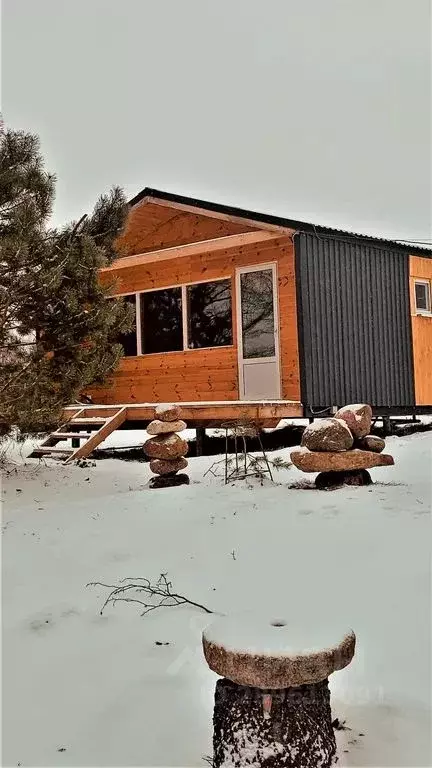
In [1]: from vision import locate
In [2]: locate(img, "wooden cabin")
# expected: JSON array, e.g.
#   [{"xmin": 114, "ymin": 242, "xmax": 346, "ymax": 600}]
[{"xmin": 88, "ymin": 188, "xmax": 432, "ymax": 417}]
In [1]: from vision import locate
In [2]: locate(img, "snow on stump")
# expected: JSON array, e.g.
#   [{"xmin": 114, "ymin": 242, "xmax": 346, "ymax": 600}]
[
  {"xmin": 202, "ymin": 613, "xmax": 356, "ymax": 767},
  {"xmin": 144, "ymin": 405, "xmax": 189, "ymax": 488},
  {"xmin": 334, "ymin": 404, "xmax": 372, "ymax": 439},
  {"xmin": 301, "ymin": 418, "xmax": 354, "ymax": 452}
]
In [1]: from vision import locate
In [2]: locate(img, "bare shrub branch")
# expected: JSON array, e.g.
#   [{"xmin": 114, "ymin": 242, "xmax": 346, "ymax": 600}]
[{"xmin": 87, "ymin": 572, "xmax": 215, "ymax": 617}]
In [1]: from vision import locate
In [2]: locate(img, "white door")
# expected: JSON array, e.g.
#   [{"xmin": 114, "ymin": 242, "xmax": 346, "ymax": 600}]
[{"xmin": 236, "ymin": 263, "xmax": 281, "ymax": 400}]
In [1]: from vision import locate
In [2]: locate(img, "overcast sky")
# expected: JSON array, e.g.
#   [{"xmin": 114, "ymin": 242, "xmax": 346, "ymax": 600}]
[{"xmin": 2, "ymin": 0, "xmax": 431, "ymax": 241}]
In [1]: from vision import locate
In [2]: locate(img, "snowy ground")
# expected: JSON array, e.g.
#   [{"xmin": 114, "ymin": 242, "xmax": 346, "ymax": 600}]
[{"xmin": 1, "ymin": 430, "xmax": 431, "ymax": 767}]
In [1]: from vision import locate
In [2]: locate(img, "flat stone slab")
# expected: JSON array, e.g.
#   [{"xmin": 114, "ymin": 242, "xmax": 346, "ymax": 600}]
[
  {"xmin": 147, "ymin": 419, "xmax": 187, "ymax": 435},
  {"xmin": 202, "ymin": 613, "xmax": 356, "ymax": 689},
  {"xmin": 291, "ymin": 447, "xmax": 394, "ymax": 473}
]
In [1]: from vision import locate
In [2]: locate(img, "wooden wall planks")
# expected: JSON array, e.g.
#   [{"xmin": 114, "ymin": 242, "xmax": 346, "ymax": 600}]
[
  {"xmin": 90, "ymin": 232, "xmax": 301, "ymax": 405},
  {"xmin": 409, "ymin": 255, "xmax": 432, "ymax": 406},
  {"xmin": 115, "ymin": 200, "xmax": 257, "ymax": 256}
]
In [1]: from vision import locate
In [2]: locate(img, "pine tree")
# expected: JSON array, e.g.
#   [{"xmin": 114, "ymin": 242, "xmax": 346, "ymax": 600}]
[{"xmin": 0, "ymin": 127, "xmax": 133, "ymax": 434}]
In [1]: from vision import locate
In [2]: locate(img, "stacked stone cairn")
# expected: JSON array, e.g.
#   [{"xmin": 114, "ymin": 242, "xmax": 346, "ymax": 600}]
[
  {"xmin": 143, "ymin": 404, "xmax": 189, "ymax": 489},
  {"xmin": 291, "ymin": 403, "xmax": 394, "ymax": 489}
]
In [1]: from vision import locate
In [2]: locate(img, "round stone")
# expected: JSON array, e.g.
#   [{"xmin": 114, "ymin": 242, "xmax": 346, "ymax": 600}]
[
  {"xmin": 154, "ymin": 403, "xmax": 182, "ymax": 422},
  {"xmin": 144, "ymin": 433, "xmax": 188, "ymax": 460},
  {"xmin": 334, "ymin": 404, "xmax": 372, "ymax": 439},
  {"xmin": 202, "ymin": 613, "xmax": 356, "ymax": 689},
  {"xmin": 147, "ymin": 419, "xmax": 187, "ymax": 435},
  {"xmin": 356, "ymin": 434, "xmax": 385, "ymax": 453},
  {"xmin": 149, "ymin": 457, "xmax": 188, "ymax": 475},
  {"xmin": 301, "ymin": 418, "xmax": 354, "ymax": 452}
]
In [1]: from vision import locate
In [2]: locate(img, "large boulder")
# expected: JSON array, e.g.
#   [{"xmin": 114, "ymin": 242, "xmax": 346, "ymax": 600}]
[
  {"xmin": 301, "ymin": 418, "xmax": 354, "ymax": 452},
  {"xmin": 149, "ymin": 457, "xmax": 188, "ymax": 475},
  {"xmin": 144, "ymin": 433, "xmax": 188, "ymax": 460},
  {"xmin": 154, "ymin": 403, "xmax": 182, "ymax": 422},
  {"xmin": 334, "ymin": 404, "xmax": 372, "ymax": 438},
  {"xmin": 291, "ymin": 446, "xmax": 394, "ymax": 473},
  {"xmin": 356, "ymin": 434, "xmax": 385, "ymax": 453},
  {"xmin": 147, "ymin": 419, "xmax": 187, "ymax": 435}
]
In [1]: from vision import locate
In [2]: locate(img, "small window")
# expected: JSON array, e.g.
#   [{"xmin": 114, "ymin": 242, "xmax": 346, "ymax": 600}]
[
  {"xmin": 115, "ymin": 295, "xmax": 137, "ymax": 357},
  {"xmin": 141, "ymin": 288, "xmax": 183, "ymax": 354},
  {"xmin": 187, "ymin": 279, "xmax": 233, "ymax": 349},
  {"xmin": 415, "ymin": 280, "xmax": 431, "ymax": 314}
]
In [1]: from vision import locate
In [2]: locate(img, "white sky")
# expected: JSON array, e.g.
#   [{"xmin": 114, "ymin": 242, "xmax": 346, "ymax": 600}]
[{"xmin": 2, "ymin": 0, "xmax": 432, "ymax": 241}]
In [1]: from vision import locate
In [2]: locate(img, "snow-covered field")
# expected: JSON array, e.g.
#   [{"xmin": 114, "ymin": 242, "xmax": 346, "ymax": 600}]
[{"xmin": 1, "ymin": 431, "xmax": 431, "ymax": 767}]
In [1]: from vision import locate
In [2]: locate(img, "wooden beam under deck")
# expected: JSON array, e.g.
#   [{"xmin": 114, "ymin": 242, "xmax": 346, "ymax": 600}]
[{"xmin": 62, "ymin": 400, "xmax": 304, "ymax": 428}]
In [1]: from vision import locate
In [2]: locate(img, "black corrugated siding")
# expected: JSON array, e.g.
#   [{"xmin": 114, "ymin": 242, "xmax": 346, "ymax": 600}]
[{"xmin": 295, "ymin": 233, "xmax": 415, "ymax": 408}]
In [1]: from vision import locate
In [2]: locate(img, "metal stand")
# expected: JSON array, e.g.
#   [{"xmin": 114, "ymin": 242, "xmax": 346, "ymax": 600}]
[{"xmin": 221, "ymin": 421, "xmax": 273, "ymax": 484}]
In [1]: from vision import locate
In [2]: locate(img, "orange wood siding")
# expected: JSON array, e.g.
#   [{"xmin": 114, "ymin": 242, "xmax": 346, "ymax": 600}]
[
  {"xmin": 115, "ymin": 200, "xmax": 257, "ymax": 256},
  {"xmin": 409, "ymin": 255, "xmax": 432, "ymax": 405},
  {"xmin": 90, "ymin": 235, "xmax": 300, "ymax": 405}
]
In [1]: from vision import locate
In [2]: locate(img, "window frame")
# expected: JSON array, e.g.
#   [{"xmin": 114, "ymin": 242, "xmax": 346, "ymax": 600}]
[
  {"xmin": 112, "ymin": 277, "xmax": 235, "ymax": 356},
  {"xmin": 414, "ymin": 279, "xmax": 432, "ymax": 316}
]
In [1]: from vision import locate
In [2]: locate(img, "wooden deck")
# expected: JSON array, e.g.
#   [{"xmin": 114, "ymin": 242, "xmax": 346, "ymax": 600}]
[
  {"xmin": 62, "ymin": 400, "xmax": 304, "ymax": 427},
  {"xmin": 29, "ymin": 400, "xmax": 304, "ymax": 463}
]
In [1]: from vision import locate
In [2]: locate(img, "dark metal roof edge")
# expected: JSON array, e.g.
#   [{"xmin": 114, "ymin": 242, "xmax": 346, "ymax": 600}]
[{"xmin": 129, "ymin": 186, "xmax": 432, "ymax": 257}]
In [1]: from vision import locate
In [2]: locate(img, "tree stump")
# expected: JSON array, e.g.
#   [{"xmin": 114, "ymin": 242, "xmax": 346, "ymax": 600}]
[
  {"xmin": 213, "ymin": 677, "xmax": 335, "ymax": 767},
  {"xmin": 315, "ymin": 469, "xmax": 372, "ymax": 490},
  {"xmin": 202, "ymin": 613, "xmax": 356, "ymax": 767}
]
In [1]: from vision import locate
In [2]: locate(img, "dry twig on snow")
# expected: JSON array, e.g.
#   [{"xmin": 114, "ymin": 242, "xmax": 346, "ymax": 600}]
[{"xmin": 87, "ymin": 572, "xmax": 215, "ymax": 617}]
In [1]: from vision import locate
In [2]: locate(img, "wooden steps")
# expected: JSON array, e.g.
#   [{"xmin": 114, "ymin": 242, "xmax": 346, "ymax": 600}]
[{"xmin": 29, "ymin": 407, "xmax": 127, "ymax": 464}]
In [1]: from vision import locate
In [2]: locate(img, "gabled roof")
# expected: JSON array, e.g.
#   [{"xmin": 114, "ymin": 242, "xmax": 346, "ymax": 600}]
[{"xmin": 129, "ymin": 187, "xmax": 432, "ymax": 257}]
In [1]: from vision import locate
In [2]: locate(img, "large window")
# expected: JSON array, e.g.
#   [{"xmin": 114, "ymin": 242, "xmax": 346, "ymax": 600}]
[
  {"xmin": 414, "ymin": 280, "xmax": 431, "ymax": 315},
  {"xmin": 187, "ymin": 279, "xmax": 232, "ymax": 349},
  {"xmin": 141, "ymin": 288, "xmax": 183, "ymax": 354},
  {"xmin": 111, "ymin": 280, "xmax": 233, "ymax": 356}
]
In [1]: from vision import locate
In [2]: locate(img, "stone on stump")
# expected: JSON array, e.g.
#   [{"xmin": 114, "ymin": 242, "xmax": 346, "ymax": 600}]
[
  {"xmin": 301, "ymin": 418, "xmax": 354, "ymax": 452},
  {"xmin": 334, "ymin": 403, "xmax": 372, "ymax": 438},
  {"xmin": 202, "ymin": 613, "xmax": 356, "ymax": 767}
]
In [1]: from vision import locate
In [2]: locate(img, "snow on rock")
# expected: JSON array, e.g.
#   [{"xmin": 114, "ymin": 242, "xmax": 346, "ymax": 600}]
[
  {"xmin": 301, "ymin": 418, "xmax": 354, "ymax": 452},
  {"xmin": 154, "ymin": 403, "xmax": 182, "ymax": 422}
]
